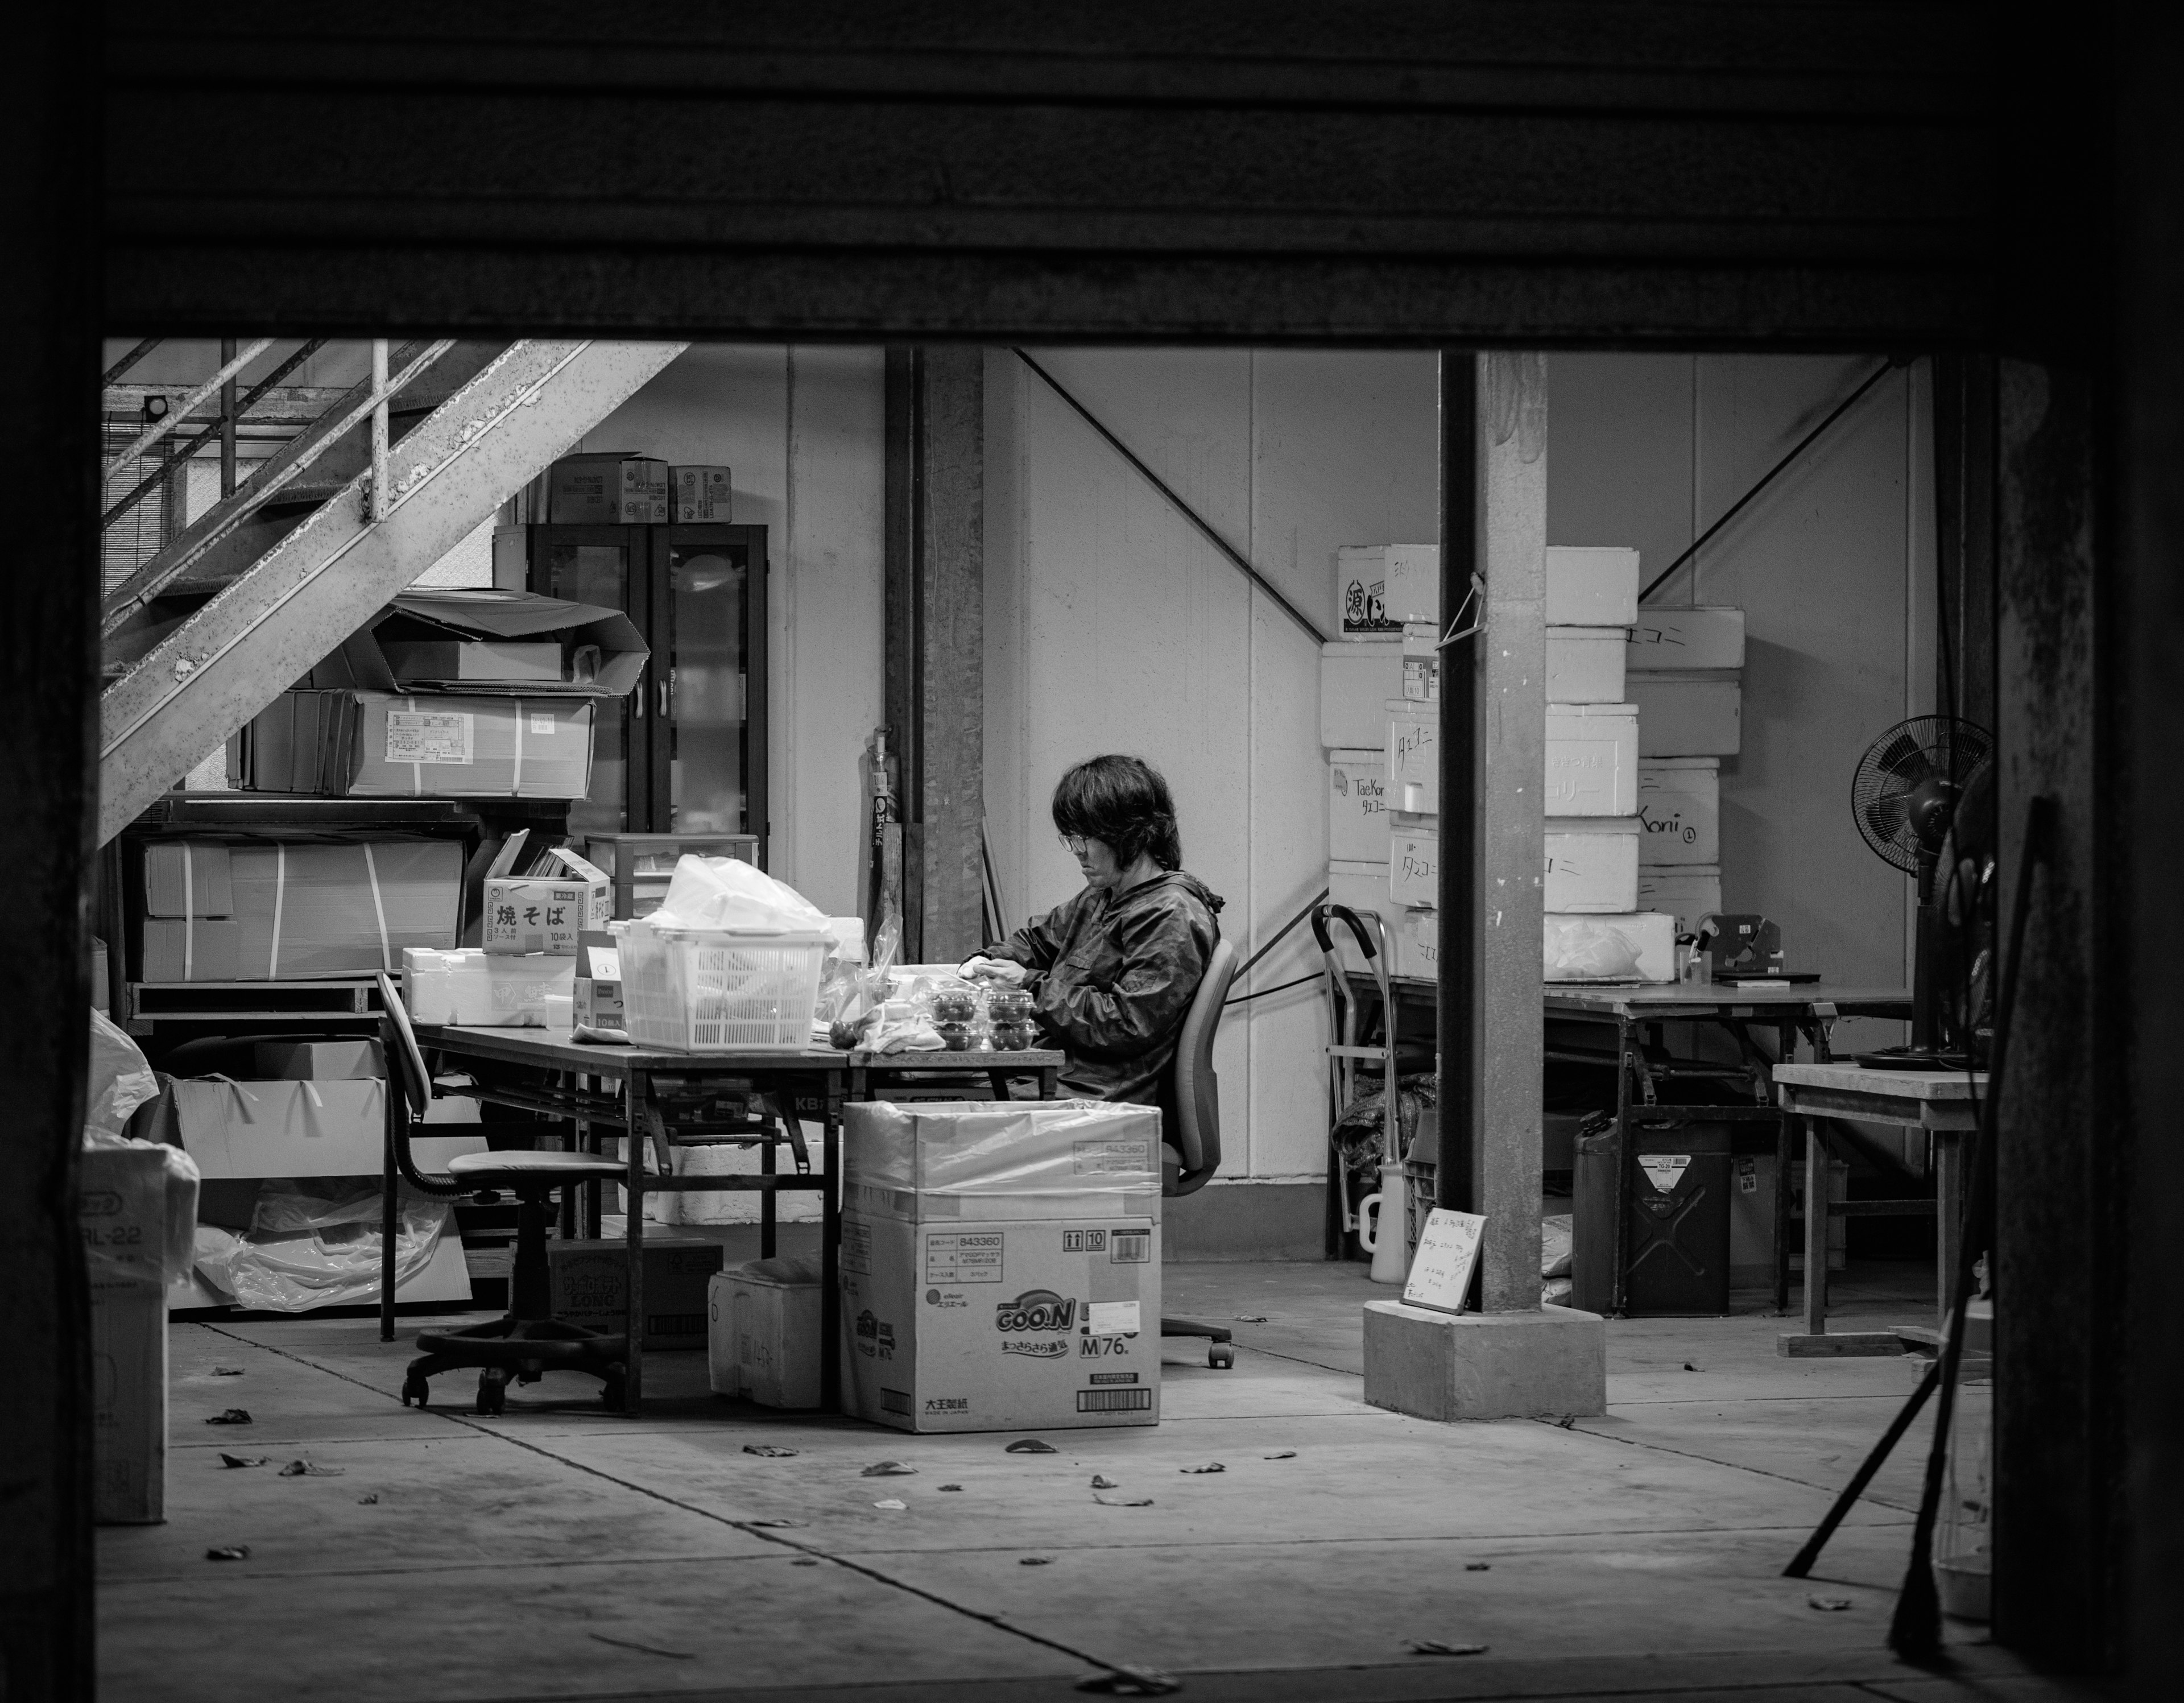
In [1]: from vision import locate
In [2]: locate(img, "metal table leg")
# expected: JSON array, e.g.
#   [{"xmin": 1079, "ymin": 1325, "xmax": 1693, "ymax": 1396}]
[
  {"xmin": 821, "ymin": 1069, "xmax": 843, "ymax": 1411},
  {"xmin": 1934, "ymin": 1124, "xmax": 1964, "ymax": 1328},
  {"xmin": 1802, "ymin": 1114, "xmax": 1829, "ymax": 1337},
  {"xmin": 761, "ymin": 1130, "xmax": 778, "ymax": 1260},
  {"xmin": 623, "ymin": 1072, "xmax": 650, "ymax": 1415},
  {"xmin": 1610, "ymin": 1014, "xmax": 1634, "ymax": 1316},
  {"xmin": 1774, "ymin": 1102, "xmax": 1794, "ymax": 1315}
]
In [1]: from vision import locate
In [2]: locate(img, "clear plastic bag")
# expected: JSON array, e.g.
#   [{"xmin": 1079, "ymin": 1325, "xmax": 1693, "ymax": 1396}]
[
  {"xmin": 194, "ymin": 1181, "xmax": 451, "ymax": 1313},
  {"xmin": 652, "ymin": 855, "xmax": 830, "ymax": 934},
  {"xmin": 88, "ymin": 1008, "xmax": 162, "ymax": 1138},
  {"xmin": 1543, "ymin": 916, "xmax": 1643, "ymax": 981}
]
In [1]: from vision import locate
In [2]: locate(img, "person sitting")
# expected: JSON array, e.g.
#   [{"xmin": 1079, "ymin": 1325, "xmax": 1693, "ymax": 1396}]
[{"xmin": 963, "ymin": 754, "xmax": 1224, "ymax": 1119}]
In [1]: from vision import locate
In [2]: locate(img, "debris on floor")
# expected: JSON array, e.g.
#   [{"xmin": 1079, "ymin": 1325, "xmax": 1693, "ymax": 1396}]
[
  {"xmin": 744, "ymin": 1444, "xmax": 800, "ymax": 1458},
  {"xmin": 1264, "ymin": 1450, "xmax": 1297, "ymax": 1460},
  {"xmin": 1077, "ymin": 1665, "xmax": 1181, "ymax": 1696},
  {"xmin": 204, "ymin": 1409, "xmax": 253, "ymax": 1425},
  {"xmin": 204, "ymin": 1546, "xmax": 250, "ymax": 1561},
  {"xmin": 1095, "ymin": 1492, "xmax": 1155, "ymax": 1507},
  {"xmin": 357, "ymin": 1494, "xmax": 379, "ymax": 1505},
  {"xmin": 1020, "ymin": 1556, "xmax": 1053, "ymax": 1565},
  {"xmin": 1006, "ymin": 1438, "xmax": 1058, "ymax": 1454},
  {"xmin": 1808, "ymin": 1595, "xmax": 1854, "ymax": 1611},
  {"xmin": 1465, "ymin": 1563, "xmax": 1491, "ymax": 1572},
  {"xmin": 1179, "ymin": 1462, "xmax": 1225, "ymax": 1474},
  {"xmin": 278, "ymin": 1459, "xmax": 344, "ymax": 1477},
  {"xmin": 1683, "ymin": 1362, "xmax": 1701, "ymax": 1371},
  {"xmin": 1091, "ymin": 1474, "xmax": 1120, "ymax": 1489},
  {"xmin": 217, "ymin": 1453, "xmax": 267, "ymax": 1469},
  {"xmin": 212, "ymin": 1367, "xmax": 245, "ymax": 1377},
  {"xmin": 1409, "ymin": 1639, "xmax": 1489, "ymax": 1656},
  {"xmin": 587, "ymin": 1632, "xmax": 694, "ymax": 1660},
  {"xmin": 862, "ymin": 1461, "xmax": 917, "ymax": 1477},
  {"xmin": 749, "ymin": 1519, "xmax": 804, "ymax": 1529},
  {"xmin": 1234, "ymin": 1315, "xmax": 1268, "ymax": 1322},
  {"xmin": 872, "ymin": 1498, "xmax": 908, "ymax": 1510},
  {"xmin": 938, "ymin": 1483, "xmax": 963, "ymax": 1492},
  {"xmin": 791, "ymin": 1558, "xmax": 820, "ymax": 1566}
]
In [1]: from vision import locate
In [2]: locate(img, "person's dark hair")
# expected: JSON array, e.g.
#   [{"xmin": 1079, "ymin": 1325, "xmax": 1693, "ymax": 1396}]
[{"xmin": 1052, "ymin": 755, "xmax": 1183, "ymax": 871}]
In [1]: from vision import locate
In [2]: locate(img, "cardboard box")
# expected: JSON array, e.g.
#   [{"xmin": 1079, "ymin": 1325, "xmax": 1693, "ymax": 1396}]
[
  {"xmin": 146, "ymin": 1077, "xmax": 384, "ymax": 1179},
  {"xmin": 1545, "ymin": 627, "xmax": 1628, "ymax": 704},
  {"xmin": 548, "ymin": 453, "xmax": 669, "ymax": 524},
  {"xmin": 1627, "ymin": 606, "xmax": 1745, "ymax": 671},
  {"xmin": 1730, "ymin": 1153, "xmax": 1847, "ymax": 1282},
  {"xmin": 1545, "ymin": 702, "xmax": 1640, "ymax": 817},
  {"xmin": 228, "ymin": 841, "xmax": 462, "ymax": 980},
  {"xmin": 1637, "ymin": 758, "xmax": 1720, "ymax": 866},
  {"xmin": 310, "ymin": 590, "xmax": 649, "ymax": 700},
  {"xmin": 377, "ymin": 639, "xmax": 565, "ymax": 685},
  {"xmin": 1545, "ymin": 547, "xmax": 1640, "ymax": 627},
  {"xmin": 243, "ymin": 691, "xmax": 595, "ymax": 800},
  {"xmin": 841, "ymin": 1210, "xmax": 1160, "ymax": 1433},
  {"xmin": 143, "ymin": 842, "xmax": 233, "ymax": 917},
  {"xmin": 1545, "ymin": 817, "xmax": 1642, "ymax": 913},
  {"xmin": 1637, "ymin": 866, "xmax": 1723, "ymax": 936},
  {"xmin": 1628, "ymin": 671, "xmax": 1742, "ymax": 757},
  {"xmin": 841, "ymin": 1100, "xmax": 1163, "ymax": 1225},
  {"xmin": 548, "ymin": 1237, "xmax": 726, "ymax": 1348},
  {"xmin": 573, "ymin": 933, "xmax": 625, "ymax": 1030},
  {"xmin": 404, "ymin": 947, "xmax": 576, "ymax": 1027},
  {"xmin": 136, "ymin": 919, "xmax": 242, "ymax": 983},
  {"xmin": 1389, "ymin": 814, "xmax": 1438, "ymax": 908},
  {"xmin": 80, "ymin": 1147, "xmax": 178, "ymax": 1524},
  {"xmin": 671, "ymin": 465, "xmax": 733, "ymax": 522},
  {"xmin": 709, "ymin": 1259, "xmax": 824, "ymax": 1407},
  {"xmin": 1337, "ymin": 545, "xmax": 1399, "ymax": 635},
  {"xmin": 1544, "ymin": 912, "xmax": 1677, "ymax": 983},
  {"xmin": 1319, "ymin": 639, "xmax": 1403, "ymax": 746},
  {"xmin": 1393, "ymin": 907, "xmax": 1440, "ymax": 980},
  {"xmin": 484, "ymin": 848, "xmax": 611, "ymax": 956},
  {"xmin": 1400, "ymin": 622, "xmax": 1440, "ymax": 702},
  {"xmin": 253, "ymin": 1039, "xmax": 384, "ymax": 1080},
  {"xmin": 1327, "ymin": 750, "xmax": 1390, "ymax": 863},
  {"xmin": 1387, "ymin": 700, "xmax": 1438, "ymax": 814}
]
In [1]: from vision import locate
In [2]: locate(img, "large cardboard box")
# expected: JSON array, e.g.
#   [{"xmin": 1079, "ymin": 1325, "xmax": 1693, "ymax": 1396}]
[
  {"xmin": 1386, "ymin": 700, "xmax": 1438, "ymax": 813},
  {"xmin": 1637, "ymin": 758, "xmax": 1720, "ymax": 866},
  {"xmin": 1326, "ymin": 750, "xmax": 1390, "ymax": 863},
  {"xmin": 484, "ymin": 848, "xmax": 611, "ymax": 956},
  {"xmin": 1545, "ymin": 547, "xmax": 1640, "ymax": 627},
  {"xmin": 1545, "ymin": 627, "xmax": 1628, "ymax": 704},
  {"xmin": 1545, "ymin": 702, "xmax": 1640, "ymax": 817},
  {"xmin": 137, "ymin": 919, "xmax": 242, "ymax": 983},
  {"xmin": 1319, "ymin": 640, "xmax": 1402, "ymax": 746},
  {"xmin": 80, "ymin": 1147, "xmax": 182, "ymax": 1524},
  {"xmin": 708, "ymin": 1258, "xmax": 824, "ymax": 1407},
  {"xmin": 842, "ymin": 1100, "xmax": 1164, "ymax": 1226},
  {"xmin": 404, "ymin": 947, "xmax": 575, "ymax": 1027},
  {"xmin": 313, "ymin": 590, "xmax": 648, "ymax": 701},
  {"xmin": 548, "ymin": 1237, "xmax": 726, "ymax": 1348},
  {"xmin": 1636, "ymin": 866, "xmax": 1723, "ymax": 936},
  {"xmin": 147, "ymin": 1077, "xmax": 386, "ymax": 1179},
  {"xmin": 1389, "ymin": 813, "xmax": 1437, "ymax": 908},
  {"xmin": 671, "ymin": 465, "xmax": 733, "ymax": 522},
  {"xmin": 254, "ymin": 1039, "xmax": 384, "ymax": 1080},
  {"xmin": 1626, "ymin": 606, "xmax": 1745, "ymax": 671},
  {"xmin": 1628, "ymin": 671, "xmax": 1742, "ymax": 757},
  {"xmin": 243, "ymin": 691, "xmax": 595, "ymax": 800},
  {"xmin": 1544, "ymin": 818, "xmax": 1641, "ymax": 913},
  {"xmin": 841, "ymin": 1210, "xmax": 1160, "ymax": 1433},
  {"xmin": 230, "ymin": 840, "xmax": 462, "ymax": 980},
  {"xmin": 549, "ymin": 453, "xmax": 668, "ymax": 524}
]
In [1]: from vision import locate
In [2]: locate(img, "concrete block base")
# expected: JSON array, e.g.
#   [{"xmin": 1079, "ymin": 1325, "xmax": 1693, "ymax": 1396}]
[{"xmin": 1363, "ymin": 1300, "xmax": 1607, "ymax": 1421}]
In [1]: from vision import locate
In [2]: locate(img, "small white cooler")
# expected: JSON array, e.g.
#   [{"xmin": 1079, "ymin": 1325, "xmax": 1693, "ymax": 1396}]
[{"xmin": 708, "ymin": 1256, "xmax": 824, "ymax": 1408}]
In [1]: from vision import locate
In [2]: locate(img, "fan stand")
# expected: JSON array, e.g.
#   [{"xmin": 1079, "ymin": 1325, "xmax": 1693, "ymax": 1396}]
[{"xmin": 1856, "ymin": 857, "xmax": 1971, "ymax": 1072}]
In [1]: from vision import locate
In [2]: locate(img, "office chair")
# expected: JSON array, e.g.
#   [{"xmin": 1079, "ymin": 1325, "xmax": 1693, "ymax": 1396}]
[
  {"xmin": 1160, "ymin": 936, "xmax": 1241, "ymax": 1367},
  {"xmin": 375, "ymin": 972, "xmax": 630, "ymax": 1414}
]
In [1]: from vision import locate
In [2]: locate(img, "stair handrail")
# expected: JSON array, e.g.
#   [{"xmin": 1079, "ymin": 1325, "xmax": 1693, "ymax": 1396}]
[
  {"xmin": 101, "ymin": 339, "xmax": 274, "ymax": 482},
  {"xmin": 101, "ymin": 339, "xmax": 458, "ymax": 633}
]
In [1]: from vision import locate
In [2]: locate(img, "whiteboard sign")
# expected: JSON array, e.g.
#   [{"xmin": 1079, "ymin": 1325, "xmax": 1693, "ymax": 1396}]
[{"xmin": 1403, "ymin": 1208, "xmax": 1487, "ymax": 1315}]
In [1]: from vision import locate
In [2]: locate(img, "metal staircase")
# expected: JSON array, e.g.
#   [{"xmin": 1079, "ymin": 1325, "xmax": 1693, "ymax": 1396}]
[{"xmin": 97, "ymin": 338, "xmax": 686, "ymax": 845}]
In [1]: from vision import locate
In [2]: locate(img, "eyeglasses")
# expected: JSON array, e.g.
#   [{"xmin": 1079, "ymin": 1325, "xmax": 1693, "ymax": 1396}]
[{"xmin": 1058, "ymin": 835, "xmax": 1089, "ymax": 856}]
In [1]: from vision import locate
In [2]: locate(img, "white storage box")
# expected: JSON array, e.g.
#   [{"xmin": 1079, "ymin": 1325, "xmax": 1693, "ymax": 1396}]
[
  {"xmin": 1545, "ymin": 702, "xmax": 1639, "ymax": 817},
  {"xmin": 1320, "ymin": 640, "xmax": 1403, "ymax": 746},
  {"xmin": 708, "ymin": 1258, "xmax": 824, "ymax": 1408},
  {"xmin": 1637, "ymin": 866, "xmax": 1723, "ymax": 936},
  {"xmin": 1545, "ymin": 547, "xmax": 1640, "ymax": 628},
  {"xmin": 1387, "ymin": 700, "xmax": 1438, "ymax": 813},
  {"xmin": 1543, "ymin": 912, "xmax": 1677, "ymax": 983},
  {"xmin": 1338, "ymin": 546, "xmax": 1396, "ymax": 636},
  {"xmin": 1545, "ymin": 627, "xmax": 1628, "ymax": 704},
  {"xmin": 1326, "ymin": 861, "xmax": 1394, "ymax": 976},
  {"xmin": 1637, "ymin": 758, "xmax": 1720, "ymax": 865},
  {"xmin": 1627, "ymin": 606, "xmax": 1745, "ymax": 671},
  {"xmin": 1384, "ymin": 545, "xmax": 1440, "ymax": 625},
  {"xmin": 1389, "ymin": 814, "xmax": 1438, "ymax": 908},
  {"xmin": 1544, "ymin": 818, "xmax": 1641, "ymax": 913},
  {"xmin": 1401, "ymin": 623, "xmax": 1440, "ymax": 702},
  {"xmin": 1393, "ymin": 907, "xmax": 1440, "ymax": 980},
  {"xmin": 1327, "ymin": 750, "xmax": 1391, "ymax": 863},
  {"xmin": 403, "ymin": 947, "xmax": 574, "ymax": 1027},
  {"xmin": 1629, "ymin": 671, "xmax": 1742, "ymax": 757},
  {"xmin": 619, "ymin": 920, "xmax": 829, "ymax": 1051}
]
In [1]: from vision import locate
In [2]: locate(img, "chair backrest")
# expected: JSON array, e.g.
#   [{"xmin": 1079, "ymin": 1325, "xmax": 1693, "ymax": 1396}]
[
  {"xmin": 376, "ymin": 970, "xmax": 434, "ymax": 1119},
  {"xmin": 1168, "ymin": 936, "xmax": 1238, "ymax": 1197}
]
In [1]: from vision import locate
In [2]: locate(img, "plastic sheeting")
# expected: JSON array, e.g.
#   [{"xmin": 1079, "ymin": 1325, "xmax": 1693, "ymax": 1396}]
[
  {"xmin": 1543, "ymin": 916, "xmax": 1642, "ymax": 981},
  {"xmin": 842, "ymin": 1099, "xmax": 1161, "ymax": 1201},
  {"xmin": 87, "ymin": 1008, "xmax": 162, "ymax": 1138},
  {"xmin": 193, "ymin": 1183, "xmax": 452, "ymax": 1313},
  {"xmin": 652, "ymin": 855, "xmax": 829, "ymax": 935}
]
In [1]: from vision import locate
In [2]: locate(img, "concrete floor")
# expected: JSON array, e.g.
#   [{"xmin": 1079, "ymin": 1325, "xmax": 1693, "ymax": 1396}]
[{"xmin": 101, "ymin": 1254, "xmax": 2110, "ymax": 1703}]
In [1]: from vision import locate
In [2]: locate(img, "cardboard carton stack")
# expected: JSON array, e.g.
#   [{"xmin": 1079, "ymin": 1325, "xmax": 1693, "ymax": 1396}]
[{"xmin": 1626, "ymin": 606, "xmax": 1743, "ymax": 936}]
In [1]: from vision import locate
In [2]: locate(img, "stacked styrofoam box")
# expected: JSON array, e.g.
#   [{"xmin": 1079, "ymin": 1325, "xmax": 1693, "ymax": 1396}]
[
  {"xmin": 1543, "ymin": 548, "xmax": 1673, "ymax": 983},
  {"xmin": 1625, "ymin": 606, "xmax": 1744, "ymax": 757},
  {"xmin": 1636, "ymin": 757, "xmax": 1722, "ymax": 937},
  {"xmin": 1321, "ymin": 612, "xmax": 1403, "ymax": 979}
]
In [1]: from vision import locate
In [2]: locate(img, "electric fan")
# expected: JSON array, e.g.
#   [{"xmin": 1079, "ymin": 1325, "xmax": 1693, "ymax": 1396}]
[{"xmin": 1850, "ymin": 715, "xmax": 1994, "ymax": 1069}]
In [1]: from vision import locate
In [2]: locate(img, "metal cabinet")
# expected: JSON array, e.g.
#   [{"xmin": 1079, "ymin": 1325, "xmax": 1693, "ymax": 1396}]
[{"xmin": 520, "ymin": 524, "xmax": 768, "ymax": 861}]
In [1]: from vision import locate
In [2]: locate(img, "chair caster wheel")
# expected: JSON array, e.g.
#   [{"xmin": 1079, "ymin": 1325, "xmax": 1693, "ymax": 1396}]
[
  {"xmin": 402, "ymin": 1374, "xmax": 429, "ymax": 1408},
  {"xmin": 1209, "ymin": 1344, "xmax": 1236, "ymax": 1369},
  {"xmin": 477, "ymin": 1370, "xmax": 507, "ymax": 1415}
]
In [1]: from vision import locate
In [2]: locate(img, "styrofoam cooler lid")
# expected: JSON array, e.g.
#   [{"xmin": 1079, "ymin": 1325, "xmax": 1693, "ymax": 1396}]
[
  {"xmin": 1545, "ymin": 626, "xmax": 1628, "ymax": 640},
  {"xmin": 1329, "ymin": 748, "xmax": 1384, "ymax": 766},
  {"xmin": 1328, "ymin": 859, "xmax": 1387, "ymax": 876},
  {"xmin": 1640, "ymin": 757, "xmax": 1720, "ymax": 771},
  {"xmin": 1546, "ymin": 702, "xmax": 1639, "ymax": 717},
  {"xmin": 1545, "ymin": 816, "xmax": 1643, "ymax": 835}
]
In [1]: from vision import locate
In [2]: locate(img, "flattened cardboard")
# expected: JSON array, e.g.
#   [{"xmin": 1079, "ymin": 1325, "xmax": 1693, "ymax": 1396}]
[
  {"xmin": 243, "ymin": 691, "xmax": 594, "ymax": 799},
  {"xmin": 253, "ymin": 1039, "xmax": 385, "ymax": 1080},
  {"xmin": 312, "ymin": 589, "xmax": 648, "ymax": 699},
  {"xmin": 143, "ymin": 842, "xmax": 234, "ymax": 917},
  {"xmin": 136, "ymin": 918, "xmax": 242, "ymax": 983},
  {"xmin": 378, "ymin": 639, "xmax": 564, "ymax": 685},
  {"xmin": 228, "ymin": 841, "xmax": 463, "ymax": 980}
]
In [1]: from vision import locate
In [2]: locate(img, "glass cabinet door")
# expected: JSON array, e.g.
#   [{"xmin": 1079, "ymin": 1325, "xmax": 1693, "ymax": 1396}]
[
  {"xmin": 530, "ymin": 528, "xmax": 648, "ymax": 835},
  {"xmin": 659, "ymin": 529, "xmax": 755, "ymax": 840}
]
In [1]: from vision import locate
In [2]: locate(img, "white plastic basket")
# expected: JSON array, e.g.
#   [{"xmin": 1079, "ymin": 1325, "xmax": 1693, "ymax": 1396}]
[{"xmin": 619, "ymin": 921, "xmax": 830, "ymax": 1051}]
